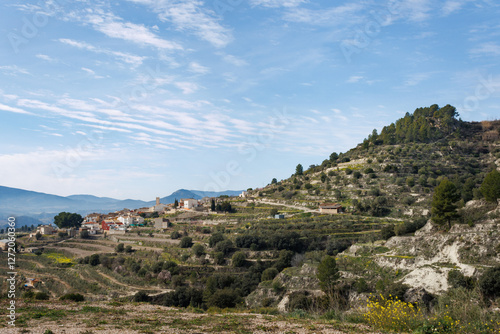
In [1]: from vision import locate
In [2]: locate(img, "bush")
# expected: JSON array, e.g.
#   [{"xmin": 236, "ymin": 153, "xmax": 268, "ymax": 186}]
[
  {"xmin": 34, "ymin": 292, "xmax": 49, "ymax": 300},
  {"xmin": 133, "ymin": 291, "xmax": 150, "ymax": 302},
  {"xmin": 380, "ymin": 225, "xmax": 395, "ymax": 240},
  {"xmin": 231, "ymin": 251, "xmax": 247, "ymax": 267},
  {"xmin": 89, "ymin": 254, "xmax": 100, "ymax": 266},
  {"xmin": 287, "ymin": 291, "xmax": 311, "ymax": 311},
  {"xmin": 365, "ymin": 295, "xmax": 424, "ymax": 332},
  {"xmin": 60, "ymin": 293, "xmax": 85, "ymax": 302},
  {"xmin": 192, "ymin": 244, "xmax": 205, "ymax": 257},
  {"xmin": 125, "ymin": 245, "xmax": 133, "ymax": 253},
  {"xmin": 261, "ymin": 268, "xmax": 279, "ymax": 281},
  {"xmin": 213, "ymin": 252, "xmax": 225, "ymax": 265},
  {"xmin": 180, "ymin": 236, "xmax": 193, "ymax": 248},
  {"xmin": 115, "ymin": 243, "xmax": 125, "ymax": 252},
  {"xmin": 448, "ymin": 270, "xmax": 475, "ymax": 290},
  {"xmin": 207, "ymin": 288, "xmax": 242, "ymax": 308},
  {"xmin": 479, "ymin": 265, "xmax": 500, "ymax": 299},
  {"xmin": 170, "ymin": 231, "xmax": 182, "ymax": 239},
  {"xmin": 215, "ymin": 240, "xmax": 233, "ymax": 255},
  {"xmin": 209, "ymin": 232, "xmax": 225, "ymax": 247}
]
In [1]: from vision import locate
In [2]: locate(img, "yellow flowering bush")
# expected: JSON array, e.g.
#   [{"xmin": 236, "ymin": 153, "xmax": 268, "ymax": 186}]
[{"xmin": 364, "ymin": 294, "xmax": 424, "ymax": 332}]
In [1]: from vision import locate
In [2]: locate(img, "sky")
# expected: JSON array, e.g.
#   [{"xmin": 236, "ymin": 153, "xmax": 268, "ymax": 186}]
[{"xmin": 0, "ymin": 0, "xmax": 500, "ymax": 201}]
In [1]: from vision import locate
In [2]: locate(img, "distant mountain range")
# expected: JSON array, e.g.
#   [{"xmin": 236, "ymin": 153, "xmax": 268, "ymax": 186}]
[{"xmin": 0, "ymin": 186, "xmax": 243, "ymax": 227}]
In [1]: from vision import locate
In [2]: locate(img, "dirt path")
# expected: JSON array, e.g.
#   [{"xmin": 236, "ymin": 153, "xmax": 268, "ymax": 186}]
[{"xmin": 94, "ymin": 269, "xmax": 173, "ymax": 295}]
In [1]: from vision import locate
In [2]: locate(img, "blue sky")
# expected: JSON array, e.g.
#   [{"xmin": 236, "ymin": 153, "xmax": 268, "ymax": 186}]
[{"xmin": 1, "ymin": 0, "xmax": 499, "ymax": 200}]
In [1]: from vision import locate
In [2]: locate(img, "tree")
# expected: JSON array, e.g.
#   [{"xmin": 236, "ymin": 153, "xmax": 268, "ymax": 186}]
[
  {"xmin": 192, "ymin": 244, "xmax": 205, "ymax": 257},
  {"xmin": 80, "ymin": 230, "xmax": 90, "ymax": 239},
  {"xmin": 174, "ymin": 199, "xmax": 179, "ymax": 208},
  {"xmin": 271, "ymin": 178, "xmax": 278, "ymax": 184},
  {"xmin": 35, "ymin": 232, "xmax": 42, "ymax": 240},
  {"xmin": 431, "ymin": 178, "xmax": 460, "ymax": 229},
  {"xmin": 180, "ymin": 236, "xmax": 193, "ymax": 248},
  {"xmin": 231, "ymin": 251, "xmax": 247, "ymax": 267},
  {"xmin": 53, "ymin": 212, "xmax": 83, "ymax": 229},
  {"xmin": 317, "ymin": 255, "xmax": 340, "ymax": 306},
  {"xmin": 479, "ymin": 265, "xmax": 500, "ymax": 299},
  {"xmin": 329, "ymin": 152, "xmax": 338, "ymax": 162},
  {"xmin": 211, "ymin": 199, "xmax": 216, "ymax": 211},
  {"xmin": 115, "ymin": 243, "xmax": 125, "ymax": 252},
  {"xmin": 89, "ymin": 254, "xmax": 100, "ymax": 266},
  {"xmin": 295, "ymin": 164, "xmax": 303, "ymax": 176},
  {"xmin": 480, "ymin": 169, "xmax": 500, "ymax": 202},
  {"xmin": 125, "ymin": 245, "xmax": 133, "ymax": 253},
  {"xmin": 270, "ymin": 208, "xmax": 279, "ymax": 217}
]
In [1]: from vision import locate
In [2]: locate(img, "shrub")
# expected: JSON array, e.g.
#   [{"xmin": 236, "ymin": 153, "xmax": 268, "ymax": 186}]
[
  {"xmin": 380, "ymin": 225, "xmax": 395, "ymax": 240},
  {"xmin": 35, "ymin": 292, "xmax": 49, "ymax": 300},
  {"xmin": 209, "ymin": 232, "xmax": 225, "ymax": 247},
  {"xmin": 479, "ymin": 265, "xmax": 500, "ymax": 299},
  {"xmin": 231, "ymin": 251, "xmax": 247, "ymax": 267},
  {"xmin": 125, "ymin": 245, "xmax": 133, "ymax": 253},
  {"xmin": 89, "ymin": 254, "xmax": 100, "ymax": 266},
  {"xmin": 170, "ymin": 231, "xmax": 182, "ymax": 239},
  {"xmin": 207, "ymin": 288, "xmax": 241, "ymax": 308},
  {"xmin": 364, "ymin": 295, "xmax": 424, "ymax": 332},
  {"xmin": 261, "ymin": 268, "xmax": 279, "ymax": 281},
  {"xmin": 215, "ymin": 240, "xmax": 233, "ymax": 255},
  {"xmin": 180, "ymin": 236, "xmax": 193, "ymax": 248},
  {"xmin": 60, "ymin": 293, "xmax": 85, "ymax": 302},
  {"xmin": 133, "ymin": 291, "xmax": 150, "ymax": 302},
  {"xmin": 213, "ymin": 252, "xmax": 225, "ymax": 265},
  {"xmin": 192, "ymin": 244, "xmax": 205, "ymax": 257},
  {"xmin": 448, "ymin": 270, "xmax": 475, "ymax": 290},
  {"xmin": 287, "ymin": 291, "xmax": 311, "ymax": 311},
  {"xmin": 115, "ymin": 243, "xmax": 125, "ymax": 252}
]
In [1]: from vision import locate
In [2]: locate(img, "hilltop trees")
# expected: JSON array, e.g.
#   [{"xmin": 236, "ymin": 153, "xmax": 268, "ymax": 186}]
[
  {"xmin": 480, "ymin": 169, "xmax": 500, "ymax": 202},
  {"xmin": 431, "ymin": 178, "xmax": 460, "ymax": 229},
  {"xmin": 54, "ymin": 212, "xmax": 83, "ymax": 229},
  {"xmin": 295, "ymin": 164, "xmax": 303, "ymax": 176}
]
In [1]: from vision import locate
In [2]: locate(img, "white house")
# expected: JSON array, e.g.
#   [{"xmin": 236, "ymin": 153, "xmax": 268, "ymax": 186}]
[
  {"xmin": 118, "ymin": 216, "xmax": 134, "ymax": 225},
  {"xmin": 182, "ymin": 198, "xmax": 198, "ymax": 209},
  {"xmin": 239, "ymin": 191, "xmax": 247, "ymax": 198}
]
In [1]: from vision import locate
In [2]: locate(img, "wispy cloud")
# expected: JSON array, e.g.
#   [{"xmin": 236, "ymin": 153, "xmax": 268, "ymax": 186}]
[
  {"xmin": 404, "ymin": 72, "xmax": 433, "ymax": 86},
  {"xmin": 220, "ymin": 53, "xmax": 248, "ymax": 66},
  {"xmin": 283, "ymin": 3, "xmax": 365, "ymax": 26},
  {"xmin": 347, "ymin": 75, "xmax": 363, "ymax": 83},
  {"xmin": 250, "ymin": 0, "xmax": 305, "ymax": 8},
  {"xmin": 36, "ymin": 54, "xmax": 58, "ymax": 62},
  {"xmin": 0, "ymin": 65, "xmax": 30, "ymax": 75},
  {"xmin": 59, "ymin": 38, "xmax": 147, "ymax": 67},
  {"xmin": 188, "ymin": 62, "xmax": 210, "ymax": 74},
  {"xmin": 83, "ymin": 9, "xmax": 183, "ymax": 50},
  {"xmin": 0, "ymin": 103, "xmax": 34, "ymax": 115},
  {"xmin": 470, "ymin": 42, "xmax": 500, "ymax": 57},
  {"xmin": 126, "ymin": 0, "xmax": 232, "ymax": 48}
]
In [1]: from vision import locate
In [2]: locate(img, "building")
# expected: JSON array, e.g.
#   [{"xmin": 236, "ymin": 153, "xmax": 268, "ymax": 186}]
[
  {"xmin": 154, "ymin": 217, "xmax": 171, "ymax": 229},
  {"xmin": 239, "ymin": 191, "xmax": 247, "ymax": 198},
  {"xmin": 0, "ymin": 239, "xmax": 10, "ymax": 251},
  {"xmin": 39, "ymin": 225, "xmax": 55, "ymax": 235},
  {"xmin": 274, "ymin": 214, "xmax": 285, "ymax": 219},
  {"xmin": 319, "ymin": 203, "xmax": 344, "ymax": 214},
  {"xmin": 118, "ymin": 216, "xmax": 134, "ymax": 225},
  {"xmin": 181, "ymin": 198, "xmax": 199, "ymax": 210},
  {"xmin": 152, "ymin": 197, "xmax": 169, "ymax": 212}
]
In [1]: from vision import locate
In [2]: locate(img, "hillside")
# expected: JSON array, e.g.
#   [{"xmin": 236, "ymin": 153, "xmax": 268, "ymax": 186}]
[{"xmin": 2, "ymin": 105, "xmax": 499, "ymax": 333}]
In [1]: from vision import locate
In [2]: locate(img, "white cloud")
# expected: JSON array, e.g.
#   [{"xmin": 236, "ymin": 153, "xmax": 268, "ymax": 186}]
[
  {"xmin": 218, "ymin": 53, "xmax": 248, "ymax": 66},
  {"xmin": 404, "ymin": 72, "xmax": 433, "ymax": 86},
  {"xmin": 126, "ymin": 0, "xmax": 232, "ymax": 48},
  {"xmin": 347, "ymin": 75, "xmax": 363, "ymax": 83},
  {"xmin": 283, "ymin": 3, "xmax": 365, "ymax": 26},
  {"xmin": 188, "ymin": 62, "xmax": 210, "ymax": 74},
  {"xmin": 250, "ymin": 0, "xmax": 305, "ymax": 8},
  {"xmin": 59, "ymin": 38, "xmax": 147, "ymax": 67},
  {"xmin": 36, "ymin": 54, "xmax": 57, "ymax": 62},
  {"xmin": 83, "ymin": 9, "xmax": 182, "ymax": 50},
  {"xmin": 174, "ymin": 82, "xmax": 199, "ymax": 94},
  {"xmin": 442, "ymin": 0, "xmax": 468, "ymax": 15},
  {"xmin": 470, "ymin": 42, "xmax": 500, "ymax": 57},
  {"xmin": 0, "ymin": 103, "xmax": 34, "ymax": 115},
  {"xmin": 0, "ymin": 65, "xmax": 30, "ymax": 75}
]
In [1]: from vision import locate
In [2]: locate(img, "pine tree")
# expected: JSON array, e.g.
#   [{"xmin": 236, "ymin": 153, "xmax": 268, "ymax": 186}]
[
  {"xmin": 480, "ymin": 169, "xmax": 500, "ymax": 202},
  {"xmin": 431, "ymin": 178, "xmax": 460, "ymax": 229}
]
